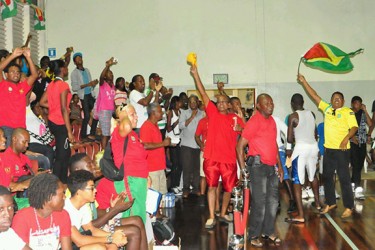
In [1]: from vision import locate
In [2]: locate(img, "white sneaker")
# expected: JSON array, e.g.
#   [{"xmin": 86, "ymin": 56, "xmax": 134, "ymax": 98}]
[
  {"xmin": 335, "ymin": 190, "xmax": 341, "ymax": 199},
  {"xmin": 172, "ymin": 187, "xmax": 183, "ymax": 196},
  {"xmin": 306, "ymin": 187, "xmax": 314, "ymax": 198},
  {"xmin": 354, "ymin": 187, "xmax": 365, "ymax": 200},
  {"xmin": 302, "ymin": 188, "xmax": 308, "ymax": 199},
  {"xmin": 319, "ymin": 186, "xmax": 325, "ymax": 196}
]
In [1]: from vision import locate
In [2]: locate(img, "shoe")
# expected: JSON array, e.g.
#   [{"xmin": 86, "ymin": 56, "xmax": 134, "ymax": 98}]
[
  {"xmin": 287, "ymin": 200, "xmax": 297, "ymax": 213},
  {"xmin": 335, "ymin": 190, "xmax": 341, "ymax": 199},
  {"xmin": 165, "ymin": 168, "xmax": 172, "ymax": 173},
  {"xmin": 319, "ymin": 186, "xmax": 325, "ymax": 196},
  {"xmin": 320, "ymin": 204, "xmax": 337, "ymax": 214},
  {"xmin": 284, "ymin": 217, "xmax": 305, "ymax": 224},
  {"xmin": 177, "ymin": 187, "xmax": 183, "ymax": 192},
  {"xmin": 182, "ymin": 191, "xmax": 189, "ymax": 199},
  {"xmin": 218, "ymin": 214, "xmax": 233, "ymax": 223},
  {"xmin": 341, "ymin": 208, "xmax": 353, "ymax": 218},
  {"xmin": 306, "ymin": 187, "xmax": 314, "ymax": 198},
  {"xmin": 250, "ymin": 237, "xmax": 263, "ymax": 248},
  {"xmin": 354, "ymin": 187, "xmax": 365, "ymax": 200},
  {"xmin": 172, "ymin": 187, "xmax": 182, "ymax": 196},
  {"xmin": 205, "ymin": 218, "xmax": 216, "ymax": 229},
  {"xmin": 301, "ymin": 188, "xmax": 308, "ymax": 199}
]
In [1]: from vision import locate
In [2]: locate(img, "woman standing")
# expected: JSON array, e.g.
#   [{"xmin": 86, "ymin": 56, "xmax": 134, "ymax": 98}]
[
  {"xmin": 40, "ymin": 59, "xmax": 73, "ymax": 183},
  {"xmin": 166, "ymin": 96, "xmax": 182, "ymax": 194},
  {"xmin": 96, "ymin": 58, "xmax": 116, "ymax": 148}
]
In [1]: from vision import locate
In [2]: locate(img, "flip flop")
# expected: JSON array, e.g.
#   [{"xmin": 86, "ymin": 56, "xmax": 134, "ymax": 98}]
[{"xmin": 284, "ymin": 217, "xmax": 305, "ymax": 224}]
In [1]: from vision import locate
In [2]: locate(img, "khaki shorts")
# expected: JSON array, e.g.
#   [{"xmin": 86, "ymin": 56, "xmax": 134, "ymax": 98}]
[{"xmin": 149, "ymin": 170, "xmax": 168, "ymax": 194}]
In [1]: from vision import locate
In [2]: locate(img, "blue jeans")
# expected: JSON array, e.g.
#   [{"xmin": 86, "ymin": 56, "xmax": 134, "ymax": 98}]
[{"xmin": 247, "ymin": 161, "xmax": 279, "ymax": 238}]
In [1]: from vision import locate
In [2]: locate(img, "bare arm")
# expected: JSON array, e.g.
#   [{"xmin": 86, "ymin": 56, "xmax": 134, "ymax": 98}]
[
  {"xmin": 340, "ymin": 126, "xmax": 358, "ymax": 150},
  {"xmin": 142, "ymin": 137, "xmax": 171, "ymax": 150},
  {"xmin": 190, "ymin": 66, "xmax": 210, "ymax": 107},
  {"xmin": 137, "ymin": 91, "xmax": 154, "ymax": 107},
  {"xmin": 60, "ymin": 90, "xmax": 74, "ymax": 142},
  {"xmin": 287, "ymin": 112, "xmax": 298, "ymax": 144},
  {"xmin": 99, "ymin": 58, "xmax": 114, "ymax": 86},
  {"xmin": 40, "ymin": 91, "xmax": 48, "ymax": 108},
  {"xmin": 297, "ymin": 74, "xmax": 322, "ymax": 106},
  {"xmin": 236, "ymin": 136, "xmax": 249, "ymax": 170},
  {"xmin": 9, "ymin": 179, "xmax": 31, "ymax": 192},
  {"xmin": 60, "ymin": 236, "xmax": 73, "ymax": 250},
  {"xmin": 362, "ymin": 104, "xmax": 373, "ymax": 127},
  {"xmin": 195, "ymin": 134, "xmax": 204, "ymax": 151},
  {"xmin": 23, "ymin": 48, "xmax": 38, "ymax": 86}
]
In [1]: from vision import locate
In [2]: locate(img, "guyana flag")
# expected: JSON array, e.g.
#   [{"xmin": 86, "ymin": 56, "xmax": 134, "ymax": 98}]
[
  {"xmin": 34, "ymin": 6, "xmax": 45, "ymax": 30},
  {"xmin": 0, "ymin": 0, "xmax": 17, "ymax": 20},
  {"xmin": 302, "ymin": 42, "xmax": 363, "ymax": 72}
]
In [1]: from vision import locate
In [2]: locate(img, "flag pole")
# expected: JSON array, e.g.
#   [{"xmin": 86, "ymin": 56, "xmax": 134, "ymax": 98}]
[{"xmin": 297, "ymin": 57, "xmax": 303, "ymax": 75}]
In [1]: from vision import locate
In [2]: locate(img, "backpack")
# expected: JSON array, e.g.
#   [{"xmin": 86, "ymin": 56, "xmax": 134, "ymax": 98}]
[{"xmin": 152, "ymin": 217, "xmax": 175, "ymax": 245}]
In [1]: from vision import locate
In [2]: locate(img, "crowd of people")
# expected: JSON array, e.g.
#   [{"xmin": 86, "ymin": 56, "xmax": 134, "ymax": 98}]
[{"xmin": 0, "ymin": 46, "xmax": 374, "ymax": 249}]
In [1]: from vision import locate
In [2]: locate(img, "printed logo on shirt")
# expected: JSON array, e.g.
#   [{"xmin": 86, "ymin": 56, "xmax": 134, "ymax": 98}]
[
  {"xmin": 19, "ymin": 89, "xmax": 24, "ymax": 94},
  {"xmin": 131, "ymin": 136, "xmax": 136, "ymax": 142}
]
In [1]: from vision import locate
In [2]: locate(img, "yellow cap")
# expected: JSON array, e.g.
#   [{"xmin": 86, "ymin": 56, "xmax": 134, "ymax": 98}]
[{"xmin": 187, "ymin": 52, "xmax": 197, "ymax": 66}]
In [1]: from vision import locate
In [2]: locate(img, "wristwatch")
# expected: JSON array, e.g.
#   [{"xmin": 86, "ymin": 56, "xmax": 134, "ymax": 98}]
[{"xmin": 106, "ymin": 233, "xmax": 113, "ymax": 244}]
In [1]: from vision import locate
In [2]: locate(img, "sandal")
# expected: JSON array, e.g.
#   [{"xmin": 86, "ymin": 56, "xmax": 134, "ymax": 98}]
[
  {"xmin": 218, "ymin": 214, "xmax": 233, "ymax": 223},
  {"xmin": 268, "ymin": 235, "xmax": 281, "ymax": 245},
  {"xmin": 250, "ymin": 237, "xmax": 263, "ymax": 248},
  {"xmin": 284, "ymin": 217, "xmax": 305, "ymax": 224},
  {"xmin": 205, "ymin": 218, "xmax": 216, "ymax": 229}
]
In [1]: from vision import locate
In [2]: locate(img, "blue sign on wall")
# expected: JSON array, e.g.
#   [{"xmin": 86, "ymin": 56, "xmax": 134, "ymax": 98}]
[{"xmin": 48, "ymin": 48, "xmax": 56, "ymax": 58}]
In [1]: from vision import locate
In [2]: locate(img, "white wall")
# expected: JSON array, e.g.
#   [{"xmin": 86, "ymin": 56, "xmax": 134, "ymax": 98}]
[{"xmin": 45, "ymin": 0, "xmax": 375, "ymax": 122}]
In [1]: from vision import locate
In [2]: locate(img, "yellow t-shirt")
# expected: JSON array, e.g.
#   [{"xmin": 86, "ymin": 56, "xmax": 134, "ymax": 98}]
[{"xmin": 318, "ymin": 100, "xmax": 358, "ymax": 149}]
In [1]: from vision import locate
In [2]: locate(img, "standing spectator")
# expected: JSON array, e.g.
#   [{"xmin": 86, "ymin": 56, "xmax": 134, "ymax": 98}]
[
  {"xmin": 286, "ymin": 93, "xmax": 321, "ymax": 224},
  {"xmin": 96, "ymin": 57, "xmax": 116, "ymax": 148},
  {"xmin": 297, "ymin": 74, "xmax": 357, "ymax": 218},
  {"xmin": 129, "ymin": 74, "xmax": 158, "ymax": 132},
  {"xmin": 190, "ymin": 66, "xmax": 244, "ymax": 229},
  {"xmin": 40, "ymin": 59, "xmax": 74, "ymax": 183},
  {"xmin": 0, "ymin": 185, "xmax": 30, "ymax": 249},
  {"xmin": 114, "ymin": 77, "xmax": 128, "ymax": 108},
  {"xmin": 12, "ymin": 173, "xmax": 72, "ymax": 250},
  {"xmin": 0, "ymin": 47, "xmax": 38, "ymax": 146},
  {"xmin": 236, "ymin": 94, "xmax": 283, "ymax": 247},
  {"xmin": 71, "ymin": 52, "xmax": 99, "ymax": 141},
  {"xmin": 179, "ymin": 92, "xmax": 189, "ymax": 111},
  {"xmin": 166, "ymin": 96, "xmax": 182, "ymax": 194},
  {"xmin": 140, "ymin": 103, "xmax": 171, "ymax": 194},
  {"xmin": 195, "ymin": 115, "xmax": 208, "ymax": 198},
  {"xmin": 96, "ymin": 104, "xmax": 149, "ymax": 224},
  {"xmin": 350, "ymin": 96, "xmax": 372, "ymax": 199},
  {"xmin": 179, "ymin": 95, "xmax": 204, "ymax": 198}
]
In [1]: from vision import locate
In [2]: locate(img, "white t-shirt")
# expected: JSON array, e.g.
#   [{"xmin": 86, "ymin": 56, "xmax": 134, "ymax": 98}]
[
  {"xmin": 0, "ymin": 228, "xmax": 26, "ymax": 250},
  {"xmin": 129, "ymin": 90, "xmax": 148, "ymax": 128},
  {"xmin": 64, "ymin": 198, "xmax": 92, "ymax": 230},
  {"xmin": 26, "ymin": 106, "xmax": 45, "ymax": 144}
]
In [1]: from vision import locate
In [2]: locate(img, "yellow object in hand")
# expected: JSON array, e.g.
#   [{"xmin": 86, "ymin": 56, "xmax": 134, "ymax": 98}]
[{"xmin": 187, "ymin": 52, "xmax": 197, "ymax": 66}]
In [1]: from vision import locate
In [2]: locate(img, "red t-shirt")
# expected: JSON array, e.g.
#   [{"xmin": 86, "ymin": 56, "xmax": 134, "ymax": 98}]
[
  {"xmin": 0, "ymin": 148, "xmax": 32, "ymax": 186},
  {"xmin": 111, "ymin": 127, "xmax": 148, "ymax": 178},
  {"xmin": 241, "ymin": 112, "xmax": 278, "ymax": 166},
  {"xmin": 204, "ymin": 102, "xmax": 244, "ymax": 164},
  {"xmin": 96, "ymin": 177, "xmax": 117, "ymax": 210},
  {"xmin": 0, "ymin": 80, "xmax": 31, "ymax": 128},
  {"xmin": 47, "ymin": 80, "xmax": 72, "ymax": 125},
  {"xmin": 140, "ymin": 120, "xmax": 166, "ymax": 171},
  {"xmin": 12, "ymin": 207, "xmax": 71, "ymax": 246},
  {"xmin": 195, "ymin": 116, "xmax": 208, "ymax": 150}
]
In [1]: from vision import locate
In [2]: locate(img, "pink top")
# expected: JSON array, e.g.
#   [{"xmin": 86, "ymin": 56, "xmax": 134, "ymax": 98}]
[{"xmin": 97, "ymin": 81, "xmax": 115, "ymax": 111}]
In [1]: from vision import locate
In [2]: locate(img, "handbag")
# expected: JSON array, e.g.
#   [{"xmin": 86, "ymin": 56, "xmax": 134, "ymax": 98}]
[{"xmin": 99, "ymin": 136, "xmax": 128, "ymax": 181}]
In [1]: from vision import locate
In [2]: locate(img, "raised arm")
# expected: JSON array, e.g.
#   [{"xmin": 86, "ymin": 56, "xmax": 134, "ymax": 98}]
[
  {"xmin": 99, "ymin": 57, "xmax": 115, "ymax": 85},
  {"xmin": 297, "ymin": 74, "xmax": 322, "ymax": 106},
  {"xmin": 23, "ymin": 48, "xmax": 38, "ymax": 86},
  {"xmin": 0, "ymin": 48, "xmax": 23, "ymax": 81},
  {"xmin": 190, "ymin": 66, "xmax": 210, "ymax": 107}
]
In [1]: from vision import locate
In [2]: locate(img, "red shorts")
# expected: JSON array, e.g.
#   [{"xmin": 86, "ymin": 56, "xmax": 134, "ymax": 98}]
[{"xmin": 203, "ymin": 158, "xmax": 238, "ymax": 192}]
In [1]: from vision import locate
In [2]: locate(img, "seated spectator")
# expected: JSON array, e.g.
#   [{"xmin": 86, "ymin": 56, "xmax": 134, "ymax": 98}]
[
  {"xmin": 26, "ymin": 101, "xmax": 55, "ymax": 168},
  {"xmin": 0, "ymin": 127, "xmax": 6, "ymax": 152},
  {"xmin": 70, "ymin": 94, "xmax": 83, "ymax": 125},
  {"xmin": 0, "ymin": 185, "xmax": 30, "ymax": 250},
  {"xmin": 65, "ymin": 170, "xmax": 127, "ymax": 249},
  {"xmin": 68, "ymin": 154, "xmax": 147, "ymax": 250},
  {"xmin": 12, "ymin": 173, "xmax": 72, "ymax": 249}
]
